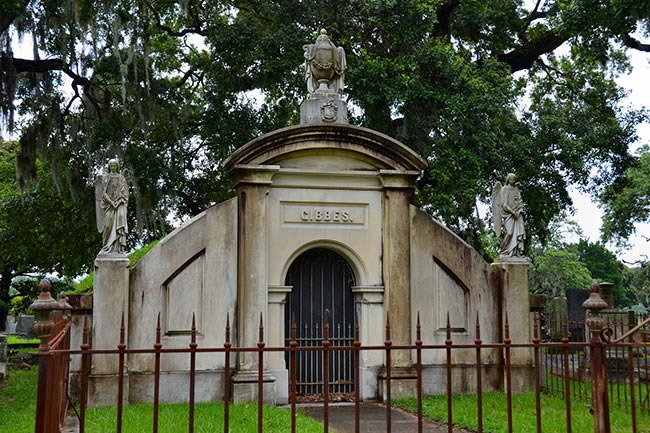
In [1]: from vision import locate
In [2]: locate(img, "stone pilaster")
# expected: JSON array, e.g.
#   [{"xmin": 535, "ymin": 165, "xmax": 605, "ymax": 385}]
[
  {"xmin": 267, "ymin": 285, "xmax": 291, "ymax": 404},
  {"xmin": 231, "ymin": 164, "xmax": 278, "ymax": 403},
  {"xmin": 380, "ymin": 170, "xmax": 419, "ymax": 367},
  {"xmin": 90, "ymin": 254, "xmax": 130, "ymax": 406},
  {"xmin": 352, "ymin": 285, "xmax": 384, "ymax": 400},
  {"xmin": 492, "ymin": 258, "xmax": 534, "ymax": 392}
]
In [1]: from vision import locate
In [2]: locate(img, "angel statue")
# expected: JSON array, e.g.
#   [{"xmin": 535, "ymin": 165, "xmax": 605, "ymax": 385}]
[
  {"xmin": 492, "ymin": 173, "xmax": 526, "ymax": 258},
  {"xmin": 95, "ymin": 158, "xmax": 129, "ymax": 255},
  {"xmin": 303, "ymin": 29, "xmax": 346, "ymax": 95}
]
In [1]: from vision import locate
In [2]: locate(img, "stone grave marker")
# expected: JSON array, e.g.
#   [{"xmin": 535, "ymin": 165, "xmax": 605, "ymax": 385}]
[
  {"xmin": 5, "ymin": 315, "xmax": 16, "ymax": 334},
  {"xmin": 0, "ymin": 334, "xmax": 7, "ymax": 380},
  {"xmin": 16, "ymin": 315, "xmax": 35, "ymax": 339}
]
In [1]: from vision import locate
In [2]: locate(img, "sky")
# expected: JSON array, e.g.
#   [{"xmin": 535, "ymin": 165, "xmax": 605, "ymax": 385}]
[{"xmin": 568, "ymin": 48, "xmax": 650, "ymax": 264}]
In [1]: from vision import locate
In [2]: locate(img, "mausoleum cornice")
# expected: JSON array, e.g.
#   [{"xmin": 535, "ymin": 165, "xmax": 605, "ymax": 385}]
[{"xmin": 223, "ymin": 124, "xmax": 427, "ymax": 175}]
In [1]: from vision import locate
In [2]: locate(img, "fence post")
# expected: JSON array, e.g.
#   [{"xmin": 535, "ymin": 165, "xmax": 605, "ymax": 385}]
[
  {"xmin": 31, "ymin": 279, "xmax": 61, "ymax": 433},
  {"xmin": 582, "ymin": 282, "xmax": 610, "ymax": 433}
]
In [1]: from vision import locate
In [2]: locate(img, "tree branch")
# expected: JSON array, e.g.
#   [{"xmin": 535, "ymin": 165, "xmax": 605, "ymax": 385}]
[
  {"xmin": 0, "ymin": 0, "xmax": 30, "ymax": 36},
  {"xmin": 5, "ymin": 55, "xmax": 92, "ymax": 88},
  {"xmin": 434, "ymin": 0, "xmax": 461, "ymax": 38},
  {"xmin": 498, "ymin": 30, "xmax": 569, "ymax": 72},
  {"xmin": 519, "ymin": 0, "xmax": 547, "ymax": 41},
  {"xmin": 147, "ymin": 2, "xmax": 207, "ymax": 37},
  {"xmin": 622, "ymin": 33, "xmax": 650, "ymax": 52}
]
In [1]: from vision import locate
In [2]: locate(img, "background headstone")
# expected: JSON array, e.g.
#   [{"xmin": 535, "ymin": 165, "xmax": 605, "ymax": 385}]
[
  {"xmin": 548, "ymin": 297, "xmax": 567, "ymax": 340},
  {"xmin": 0, "ymin": 334, "xmax": 7, "ymax": 380},
  {"xmin": 16, "ymin": 315, "xmax": 35, "ymax": 339},
  {"xmin": 5, "ymin": 316, "xmax": 16, "ymax": 334},
  {"xmin": 566, "ymin": 288, "xmax": 590, "ymax": 342}
]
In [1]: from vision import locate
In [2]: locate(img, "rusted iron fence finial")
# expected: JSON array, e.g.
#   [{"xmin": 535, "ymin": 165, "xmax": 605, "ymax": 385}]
[{"xmin": 582, "ymin": 282, "xmax": 611, "ymax": 433}]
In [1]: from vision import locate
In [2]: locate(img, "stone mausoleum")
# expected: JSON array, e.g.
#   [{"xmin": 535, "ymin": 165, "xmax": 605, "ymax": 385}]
[{"xmin": 85, "ymin": 30, "xmax": 532, "ymax": 406}]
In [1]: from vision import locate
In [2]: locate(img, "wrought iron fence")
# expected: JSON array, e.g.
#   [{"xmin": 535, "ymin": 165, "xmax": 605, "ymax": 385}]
[
  {"xmin": 31, "ymin": 280, "xmax": 650, "ymax": 433},
  {"xmin": 542, "ymin": 312, "xmax": 650, "ymax": 416}
]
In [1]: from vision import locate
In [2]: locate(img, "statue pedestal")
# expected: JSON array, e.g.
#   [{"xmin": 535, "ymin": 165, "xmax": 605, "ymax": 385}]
[
  {"xmin": 492, "ymin": 258, "xmax": 534, "ymax": 393},
  {"xmin": 300, "ymin": 97, "xmax": 348, "ymax": 125},
  {"xmin": 90, "ymin": 254, "xmax": 130, "ymax": 406}
]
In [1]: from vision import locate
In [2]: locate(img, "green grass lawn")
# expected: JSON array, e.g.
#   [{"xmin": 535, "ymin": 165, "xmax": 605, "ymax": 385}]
[
  {"xmin": 3, "ymin": 364, "xmax": 649, "ymax": 433},
  {"xmin": 394, "ymin": 391, "xmax": 650, "ymax": 433},
  {"xmin": 0, "ymin": 366, "xmax": 38, "ymax": 433},
  {"xmin": 0, "ymin": 366, "xmax": 322, "ymax": 433},
  {"xmin": 6, "ymin": 335, "xmax": 40, "ymax": 345},
  {"xmin": 85, "ymin": 402, "xmax": 323, "ymax": 433}
]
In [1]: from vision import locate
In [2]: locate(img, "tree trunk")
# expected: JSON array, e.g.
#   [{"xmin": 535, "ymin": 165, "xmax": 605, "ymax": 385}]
[{"xmin": 0, "ymin": 268, "xmax": 13, "ymax": 332}]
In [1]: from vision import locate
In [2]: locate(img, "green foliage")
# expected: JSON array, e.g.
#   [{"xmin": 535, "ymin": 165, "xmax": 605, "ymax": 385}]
[
  {"xmin": 601, "ymin": 145, "xmax": 650, "ymax": 246},
  {"xmin": 128, "ymin": 239, "xmax": 160, "ymax": 267},
  {"xmin": 569, "ymin": 240, "xmax": 628, "ymax": 306},
  {"xmin": 530, "ymin": 248, "xmax": 593, "ymax": 298},
  {"xmin": 0, "ymin": 140, "xmax": 98, "ymax": 328},
  {"xmin": 2, "ymin": 1, "xmax": 650, "ymax": 270},
  {"xmin": 8, "ymin": 276, "xmax": 74, "ymax": 316},
  {"xmin": 622, "ymin": 264, "xmax": 650, "ymax": 307},
  {"xmin": 72, "ymin": 239, "xmax": 161, "ymax": 294}
]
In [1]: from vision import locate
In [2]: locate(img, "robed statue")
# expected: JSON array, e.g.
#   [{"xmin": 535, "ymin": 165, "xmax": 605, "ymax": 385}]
[
  {"xmin": 492, "ymin": 173, "xmax": 526, "ymax": 258},
  {"xmin": 95, "ymin": 158, "xmax": 129, "ymax": 255},
  {"xmin": 303, "ymin": 29, "xmax": 346, "ymax": 95}
]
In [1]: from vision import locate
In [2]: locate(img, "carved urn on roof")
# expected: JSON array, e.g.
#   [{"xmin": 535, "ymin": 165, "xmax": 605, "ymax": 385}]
[
  {"xmin": 301, "ymin": 29, "xmax": 348, "ymax": 124},
  {"xmin": 303, "ymin": 29, "xmax": 346, "ymax": 95}
]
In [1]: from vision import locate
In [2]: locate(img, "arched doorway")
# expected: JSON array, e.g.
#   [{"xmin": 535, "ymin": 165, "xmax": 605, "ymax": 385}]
[{"xmin": 284, "ymin": 248, "xmax": 356, "ymax": 398}]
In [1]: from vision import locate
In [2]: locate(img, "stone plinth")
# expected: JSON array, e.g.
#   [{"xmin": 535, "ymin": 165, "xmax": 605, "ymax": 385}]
[
  {"xmin": 231, "ymin": 371, "xmax": 276, "ymax": 405},
  {"xmin": 300, "ymin": 97, "xmax": 348, "ymax": 125},
  {"xmin": 90, "ymin": 254, "xmax": 130, "ymax": 406},
  {"xmin": 378, "ymin": 367, "xmax": 418, "ymax": 400},
  {"xmin": 492, "ymin": 258, "xmax": 534, "ymax": 392}
]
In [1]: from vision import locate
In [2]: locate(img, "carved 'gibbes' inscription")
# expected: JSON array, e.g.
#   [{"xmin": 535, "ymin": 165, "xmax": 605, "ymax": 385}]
[
  {"xmin": 282, "ymin": 202, "xmax": 366, "ymax": 225},
  {"xmin": 301, "ymin": 208, "xmax": 352, "ymax": 222}
]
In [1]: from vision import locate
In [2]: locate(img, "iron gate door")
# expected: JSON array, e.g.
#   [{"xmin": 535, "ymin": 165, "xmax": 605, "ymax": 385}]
[{"xmin": 284, "ymin": 248, "xmax": 355, "ymax": 397}]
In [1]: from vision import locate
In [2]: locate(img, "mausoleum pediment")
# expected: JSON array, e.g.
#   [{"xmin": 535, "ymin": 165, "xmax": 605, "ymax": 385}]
[{"xmin": 223, "ymin": 124, "xmax": 426, "ymax": 175}]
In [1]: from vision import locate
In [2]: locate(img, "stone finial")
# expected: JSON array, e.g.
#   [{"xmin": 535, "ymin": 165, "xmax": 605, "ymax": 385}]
[{"xmin": 300, "ymin": 29, "xmax": 349, "ymax": 124}]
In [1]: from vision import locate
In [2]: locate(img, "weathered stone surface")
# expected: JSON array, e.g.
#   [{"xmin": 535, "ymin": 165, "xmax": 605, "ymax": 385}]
[
  {"xmin": 0, "ymin": 334, "xmax": 6, "ymax": 380},
  {"xmin": 88, "ymin": 374, "xmax": 129, "ymax": 407},
  {"xmin": 5, "ymin": 316, "xmax": 16, "ymax": 333},
  {"xmin": 493, "ymin": 258, "xmax": 534, "ymax": 392},
  {"xmin": 492, "ymin": 173, "xmax": 526, "ymax": 258},
  {"xmin": 95, "ymin": 158, "xmax": 129, "ymax": 255},
  {"xmin": 303, "ymin": 29, "xmax": 346, "ymax": 96},
  {"xmin": 66, "ymin": 294, "xmax": 93, "ymax": 310},
  {"xmin": 232, "ymin": 371, "xmax": 276, "ymax": 405},
  {"xmin": 92, "ymin": 255, "xmax": 129, "ymax": 375},
  {"xmin": 411, "ymin": 207, "xmax": 501, "ymax": 366},
  {"xmin": 128, "ymin": 198, "xmax": 238, "ymax": 374},
  {"xmin": 16, "ymin": 315, "xmax": 35, "ymax": 339},
  {"xmin": 300, "ymin": 97, "xmax": 348, "ymax": 125},
  {"xmin": 129, "ymin": 370, "xmax": 225, "ymax": 403}
]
